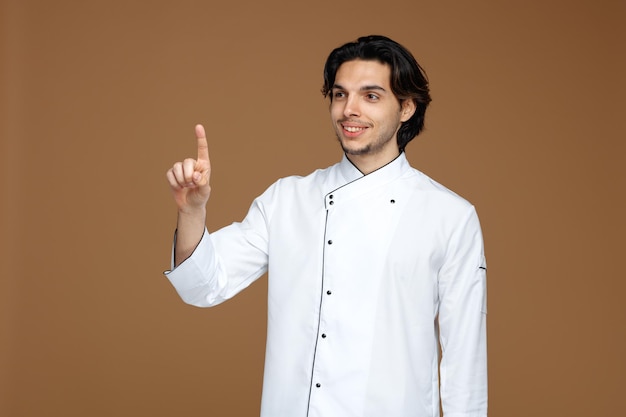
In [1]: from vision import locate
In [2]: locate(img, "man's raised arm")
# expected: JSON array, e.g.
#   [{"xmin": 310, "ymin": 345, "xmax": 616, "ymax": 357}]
[{"xmin": 165, "ymin": 124, "xmax": 212, "ymax": 266}]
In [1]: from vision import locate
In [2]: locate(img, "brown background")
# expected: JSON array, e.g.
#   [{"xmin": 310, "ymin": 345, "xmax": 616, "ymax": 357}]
[{"xmin": 1, "ymin": 0, "xmax": 624, "ymax": 416}]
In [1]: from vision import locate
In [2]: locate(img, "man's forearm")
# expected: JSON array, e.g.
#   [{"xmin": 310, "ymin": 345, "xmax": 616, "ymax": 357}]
[{"xmin": 174, "ymin": 207, "xmax": 207, "ymax": 267}]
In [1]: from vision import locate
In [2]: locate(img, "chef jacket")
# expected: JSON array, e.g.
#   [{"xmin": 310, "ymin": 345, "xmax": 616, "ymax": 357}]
[{"xmin": 165, "ymin": 152, "xmax": 488, "ymax": 417}]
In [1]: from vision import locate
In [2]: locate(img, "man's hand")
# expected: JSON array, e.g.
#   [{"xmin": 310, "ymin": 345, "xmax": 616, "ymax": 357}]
[{"xmin": 166, "ymin": 124, "xmax": 212, "ymax": 212}]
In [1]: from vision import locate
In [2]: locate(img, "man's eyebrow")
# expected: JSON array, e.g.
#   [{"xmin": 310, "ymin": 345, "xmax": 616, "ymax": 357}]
[{"xmin": 332, "ymin": 83, "xmax": 388, "ymax": 93}]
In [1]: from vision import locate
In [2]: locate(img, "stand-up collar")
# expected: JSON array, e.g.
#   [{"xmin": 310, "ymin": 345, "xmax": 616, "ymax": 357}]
[
  {"xmin": 337, "ymin": 152, "xmax": 410, "ymax": 186},
  {"xmin": 324, "ymin": 153, "xmax": 411, "ymax": 208}
]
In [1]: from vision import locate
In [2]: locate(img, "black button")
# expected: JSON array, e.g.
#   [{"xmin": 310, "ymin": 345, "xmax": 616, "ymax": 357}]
[
  {"xmin": 329, "ymin": 194, "xmax": 334, "ymax": 199},
  {"xmin": 316, "ymin": 383, "xmax": 321, "ymax": 388},
  {"xmin": 326, "ymin": 290, "xmax": 332, "ymax": 295},
  {"xmin": 321, "ymin": 334, "xmax": 327, "ymax": 338},
  {"xmin": 390, "ymin": 199, "xmax": 395, "ymax": 204},
  {"xmin": 329, "ymin": 201, "xmax": 334, "ymax": 205},
  {"xmin": 327, "ymin": 240, "xmax": 333, "ymax": 245}
]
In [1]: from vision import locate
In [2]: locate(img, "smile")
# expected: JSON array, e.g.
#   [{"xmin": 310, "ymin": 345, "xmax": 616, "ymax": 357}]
[{"xmin": 343, "ymin": 126, "xmax": 367, "ymax": 133}]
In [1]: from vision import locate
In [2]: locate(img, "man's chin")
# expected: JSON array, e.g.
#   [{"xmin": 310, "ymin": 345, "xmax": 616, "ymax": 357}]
[
  {"xmin": 339, "ymin": 138, "xmax": 369, "ymax": 156},
  {"xmin": 342, "ymin": 145, "xmax": 369, "ymax": 156}
]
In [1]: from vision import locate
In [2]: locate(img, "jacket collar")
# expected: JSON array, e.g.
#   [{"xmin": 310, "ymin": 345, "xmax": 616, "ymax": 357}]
[
  {"xmin": 337, "ymin": 152, "xmax": 409, "ymax": 185},
  {"xmin": 324, "ymin": 152, "xmax": 411, "ymax": 205}
]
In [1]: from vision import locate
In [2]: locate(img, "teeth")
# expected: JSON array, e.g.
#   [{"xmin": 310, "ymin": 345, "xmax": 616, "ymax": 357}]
[{"xmin": 344, "ymin": 126, "xmax": 365, "ymax": 132}]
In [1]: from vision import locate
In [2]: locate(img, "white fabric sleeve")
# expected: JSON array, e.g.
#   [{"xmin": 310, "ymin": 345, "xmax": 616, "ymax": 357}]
[
  {"xmin": 163, "ymin": 191, "xmax": 272, "ymax": 307},
  {"xmin": 163, "ymin": 228, "xmax": 225, "ymax": 306},
  {"xmin": 437, "ymin": 206, "xmax": 488, "ymax": 417}
]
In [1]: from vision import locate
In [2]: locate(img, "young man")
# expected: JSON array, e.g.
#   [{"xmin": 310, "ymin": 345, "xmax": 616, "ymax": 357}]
[{"xmin": 165, "ymin": 35, "xmax": 488, "ymax": 417}]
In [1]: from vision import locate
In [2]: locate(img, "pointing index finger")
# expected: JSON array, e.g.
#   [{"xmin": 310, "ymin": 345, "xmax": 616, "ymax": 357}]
[{"xmin": 195, "ymin": 124, "xmax": 209, "ymax": 162}]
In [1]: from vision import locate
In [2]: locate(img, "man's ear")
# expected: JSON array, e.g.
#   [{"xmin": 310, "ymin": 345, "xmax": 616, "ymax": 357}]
[{"xmin": 400, "ymin": 99, "xmax": 416, "ymax": 122}]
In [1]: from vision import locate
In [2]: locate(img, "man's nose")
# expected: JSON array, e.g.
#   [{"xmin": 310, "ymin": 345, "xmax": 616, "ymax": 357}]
[{"xmin": 343, "ymin": 96, "xmax": 360, "ymax": 118}]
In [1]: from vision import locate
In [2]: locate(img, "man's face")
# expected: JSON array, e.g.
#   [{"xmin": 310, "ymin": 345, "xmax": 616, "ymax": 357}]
[{"xmin": 329, "ymin": 59, "xmax": 414, "ymax": 163}]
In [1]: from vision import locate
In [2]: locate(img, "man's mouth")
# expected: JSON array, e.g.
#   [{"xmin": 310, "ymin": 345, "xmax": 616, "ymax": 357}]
[{"xmin": 343, "ymin": 126, "xmax": 367, "ymax": 133}]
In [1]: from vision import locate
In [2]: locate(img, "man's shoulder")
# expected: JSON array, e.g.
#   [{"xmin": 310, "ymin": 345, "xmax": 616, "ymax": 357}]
[
  {"xmin": 273, "ymin": 161, "xmax": 339, "ymax": 187},
  {"xmin": 258, "ymin": 161, "xmax": 339, "ymax": 199},
  {"xmin": 403, "ymin": 165, "xmax": 475, "ymax": 210}
]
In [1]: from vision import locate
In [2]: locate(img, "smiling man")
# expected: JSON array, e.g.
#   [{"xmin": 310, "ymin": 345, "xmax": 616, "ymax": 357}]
[
  {"xmin": 329, "ymin": 59, "xmax": 415, "ymax": 173},
  {"xmin": 165, "ymin": 35, "xmax": 488, "ymax": 417}
]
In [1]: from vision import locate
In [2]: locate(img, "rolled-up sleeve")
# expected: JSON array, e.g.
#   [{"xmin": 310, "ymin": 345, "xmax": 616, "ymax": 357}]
[
  {"xmin": 164, "ymin": 190, "xmax": 273, "ymax": 307},
  {"xmin": 164, "ymin": 228, "xmax": 225, "ymax": 306}
]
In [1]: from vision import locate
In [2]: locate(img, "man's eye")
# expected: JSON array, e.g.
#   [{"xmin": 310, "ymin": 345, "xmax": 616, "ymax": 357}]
[
  {"xmin": 366, "ymin": 93, "xmax": 379, "ymax": 100},
  {"xmin": 333, "ymin": 91, "xmax": 346, "ymax": 99}
]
